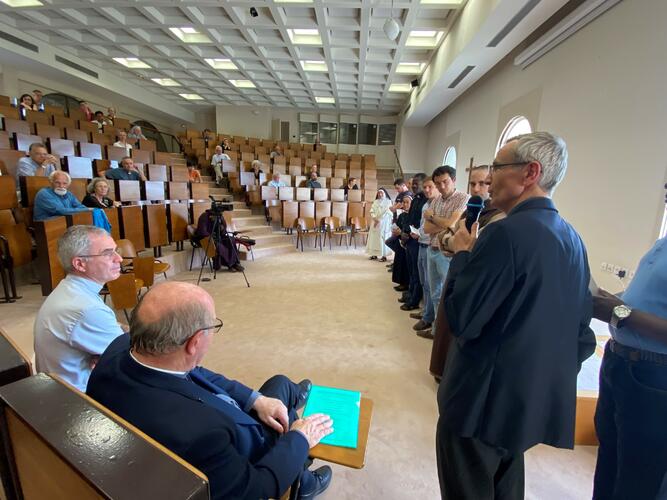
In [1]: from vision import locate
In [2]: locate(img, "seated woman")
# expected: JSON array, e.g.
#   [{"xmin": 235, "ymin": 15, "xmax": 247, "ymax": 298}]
[
  {"xmin": 344, "ymin": 177, "xmax": 359, "ymax": 198},
  {"xmin": 83, "ymin": 177, "xmax": 117, "ymax": 209},
  {"xmin": 19, "ymin": 94, "xmax": 37, "ymax": 111},
  {"xmin": 128, "ymin": 125, "xmax": 147, "ymax": 141},
  {"xmin": 188, "ymin": 163, "xmax": 202, "ymax": 183},
  {"xmin": 250, "ymin": 160, "xmax": 263, "ymax": 185},
  {"xmin": 194, "ymin": 209, "xmax": 244, "ymax": 272}
]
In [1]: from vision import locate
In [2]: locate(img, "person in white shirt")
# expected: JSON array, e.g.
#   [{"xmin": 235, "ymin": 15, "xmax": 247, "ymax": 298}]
[
  {"xmin": 210, "ymin": 145, "xmax": 231, "ymax": 186},
  {"xmin": 113, "ymin": 130, "xmax": 133, "ymax": 156}
]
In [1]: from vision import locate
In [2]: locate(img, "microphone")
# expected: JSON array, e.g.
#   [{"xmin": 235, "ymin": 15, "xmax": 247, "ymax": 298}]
[{"xmin": 465, "ymin": 195, "xmax": 485, "ymax": 231}]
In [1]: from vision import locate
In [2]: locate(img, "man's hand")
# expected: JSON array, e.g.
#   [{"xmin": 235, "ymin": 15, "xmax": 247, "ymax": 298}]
[
  {"xmin": 290, "ymin": 413, "xmax": 334, "ymax": 448},
  {"xmin": 423, "ymin": 209, "xmax": 434, "ymax": 219},
  {"xmin": 451, "ymin": 220, "xmax": 478, "ymax": 254},
  {"xmin": 593, "ymin": 289, "xmax": 623, "ymax": 323},
  {"xmin": 252, "ymin": 396, "xmax": 289, "ymax": 434}
]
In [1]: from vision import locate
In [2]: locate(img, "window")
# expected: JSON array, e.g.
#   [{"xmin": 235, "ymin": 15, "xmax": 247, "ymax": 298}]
[
  {"xmin": 319, "ymin": 122, "xmax": 338, "ymax": 144},
  {"xmin": 378, "ymin": 124, "xmax": 397, "ymax": 145},
  {"xmin": 443, "ymin": 146, "xmax": 457, "ymax": 169},
  {"xmin": 496, "ymin": 115, "xmax": 532, "ymax": 153},
  {"xmin": 339, "ymin": 123, "xmax": 357, "ymax": 145},
  {"xmin": 299, "ymin": 121, "xmax": 318, "ymax": 143},
  {"xmin": 358, "ymin": 123, "xmax": 377, "ymax": 145}
]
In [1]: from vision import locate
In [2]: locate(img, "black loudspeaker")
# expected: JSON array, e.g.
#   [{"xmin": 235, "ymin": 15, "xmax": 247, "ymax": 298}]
[
  {"xmin": 411, "ymin": 79, "xmax": 419, "ymax": 88},
  {"xmin": 250, "ymin": 7, "xmax": 258, "ymax": 17}
]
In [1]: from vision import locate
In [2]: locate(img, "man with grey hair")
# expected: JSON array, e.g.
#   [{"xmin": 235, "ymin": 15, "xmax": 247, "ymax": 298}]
[
  {"xmin": 87, "ymin": 281, "xmax": 334, "ymax": 499},
  {"xmin": 34, "ymin": 225, "xmax": 124, "ymax": 392},
  {"xmin": 435, "ymin": 132, "xmax": 595, "ymax": 499},
  {"xmin": 33, "ymin": 170, "xmax": 91, "ymax": 221},
  {"xmin": 15, "ymin": 142, "xmax": 58, "ymax": 188},
  {"xmin": 104, "ymin": 156, "xmax": 146, "ymax": 181}
]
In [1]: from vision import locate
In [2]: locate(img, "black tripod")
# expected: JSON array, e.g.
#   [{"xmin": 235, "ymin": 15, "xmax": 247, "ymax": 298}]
[{"xmin": 196, "ymin": 210, "xmax": 250, "ymax": 288}]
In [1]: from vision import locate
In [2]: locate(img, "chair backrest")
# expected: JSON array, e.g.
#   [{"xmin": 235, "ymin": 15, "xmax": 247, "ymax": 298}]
[
  {"xmin": 0, "ymin": 327, "xmax": 32, "ymax": 385},
  {"xmin": 116, "ymin": 238, "xmax": 138, "ymax": 259},
  {"xmin": 107, "ymin": 272, "xmax": 139, "ymax": 310},
  {"xmin": 133, "ymin": 256, "xmax": 156, "ymax": 287},
  {"xmin": 296, "ymin": 217, "xmax": 316, "ymax": 231}
]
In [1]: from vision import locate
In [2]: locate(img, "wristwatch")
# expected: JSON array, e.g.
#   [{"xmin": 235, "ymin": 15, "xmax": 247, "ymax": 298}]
[{"xmin": 610, "ymin": 304, "xmax": 632, "ymax": 328}]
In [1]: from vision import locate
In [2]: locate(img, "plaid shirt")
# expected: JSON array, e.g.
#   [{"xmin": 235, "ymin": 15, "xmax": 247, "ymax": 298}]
[{"xmin": 430, "ymin": 190, "xmax": 469, "ymax": 248}]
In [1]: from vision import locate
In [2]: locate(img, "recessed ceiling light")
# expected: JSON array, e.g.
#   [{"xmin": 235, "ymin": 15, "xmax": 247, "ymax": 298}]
[
  {"xmin": 397, "ymin": 62, "xmax": 425, "ymax": 74},
  {"xmin": 389, "ymin": 84, "xmax": 412, "ymax": 92},
  {"xmin": 300, "ymin": 60, "xmax": 328, "ymax": 72},
  {"xmin": 152, "ymin": 78, "xmax": 181, "ymax": 87},
  {"xmin": 406, "ymin": 30, "xmax": 444, "ymax": 47},
  {"xmin": 315, "ymin": 96, "xmax": 335, "ymax": 104},
  {"xmin": 421, "ymin": 0, "xmax": 464, "ymax": 4},
  {"xmin": 169, "ymin": 27, "xmax": 211, "ymax": 43},
  {"xmin": 0, "ymin": 0, "xmax": 43, "ymax": 5},
  {"xmin": 113, "ymin": 57, "xmax": 151, "ymax": 69},
  {"xmin": 179, "ymin": 93, "xmax": 204, "ymax": 100},
  {"xmin": 230, "ymin": 80, "xmax": 256, "ymax": 88},
  {"xmin": 205, "ymin": 58, "xmax": 238, "ymax": 70},
  {"xmin": 287, "ymin": 28, "xmax": 322, "ymax": 45}
]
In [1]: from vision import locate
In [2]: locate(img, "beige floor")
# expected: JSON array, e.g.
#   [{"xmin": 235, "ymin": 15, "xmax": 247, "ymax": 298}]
[{"xmin": 0, "ymin": 246, "xmax": 597, "ymax": 499}]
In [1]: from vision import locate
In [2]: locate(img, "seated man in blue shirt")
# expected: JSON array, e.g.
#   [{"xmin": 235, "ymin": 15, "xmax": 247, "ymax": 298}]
[
  {"xmin": 268, "ymin": 172, "xmax": 286, "ymax": 188},
  {"xmin": 305, "ymin": 171, "xmax": 322, "ymax": 189},
  {"xmin": 15, "ymin": 142, "xmax": 58, "ymax": 188},
  {"xmin": 33, "ymin": 170, "xmax": 92, "ymax": 221},
  {"xmin": 104, "ymin": 156, "xmax": 147, "ymax": 181},
  {"xmin": 592, "ymin": 187, "xmax": 667, "ymax": 500},
  {"xmin": 88, "ymin": 281, "xmax": 334, "ymax": 500},
  {"xmin": 34, "ymin": 225, "xmax": 124, "ymax": 391}
]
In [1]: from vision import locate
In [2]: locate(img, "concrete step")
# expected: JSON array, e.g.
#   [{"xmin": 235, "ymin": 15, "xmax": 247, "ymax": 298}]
[
  {"xmin": 236, "ymin": 225, "xmax": 274, "ymax": 236},
  {"xmin": 238, "ymin": 242, "xmax": 295, "ymax": 260},
  {"xmin": 229, "ymin": 208, "xmax": 252, "ymax": 217},
  {"xmin": 232, "ymin": 215, "xmax": 269, "ymax": 228}
]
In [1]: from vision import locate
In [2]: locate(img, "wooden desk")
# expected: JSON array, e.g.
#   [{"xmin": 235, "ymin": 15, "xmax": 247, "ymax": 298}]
[
  {"xmin": 190, "ymin": 183, "xmax": 209, "ymax": 201},
  {"xmin": 147, "ymin": 164, "xmax": 168, "ymax": 181},
  {"xmin": 78, "ymin": 142, "xmax": 102, "ymax": 160},
  {"xmin": 34, "ymin": 218, "xmax": 67, "ymax": 295},
  {"xmin": 65, "ymin": 211, "xmax": 93, "ymax": 227},
  {"xmin": 104, "ymin": 207, "xmax": 120, "ymax": 241},
  {"xmin": 0, "ymin": 177, "xmax": 18, "ymax": 210},
  {"xmin": 118, "ymin": 205, "xmax": 145, "ymax": 251},
  {"xmin": 143, "ymin": 204, "xmax": 168, "ymax": 249},
  {"xmin": 114, "ymin": 180, "xmax": 141, "ymax": 202},
  {"xmin": 168, "ymin": 182, "xmax": 189, "ymax": 201},
  {"xmin": 168, "ymin": 202, "xmax": 189, "ymax": 245},
  {"xmin": 63, "ymin": 156, "xmax": 93, "ymax": 179},
  {"xmin": 142, "ymin": 181, "xmax": 166, "ymax": 201}
]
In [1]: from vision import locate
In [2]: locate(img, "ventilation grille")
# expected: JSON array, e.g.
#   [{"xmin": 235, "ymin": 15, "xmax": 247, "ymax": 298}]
[
  {"xmin": 487, "ymin": 0, "xmax": 542, "ymax": 47},
  {"xmin": 55, "ymin": 55, "xmax": 99, "ymax": 79},
  {"xmin": 0, "ymin": 31, "xmax": 38, "ymax": 53},
  {"xmin": 448, "ymin": 65, "xmax": 475, "ymax": 89}
]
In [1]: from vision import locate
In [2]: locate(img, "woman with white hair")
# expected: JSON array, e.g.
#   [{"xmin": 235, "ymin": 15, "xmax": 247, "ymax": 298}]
[
  {"xmin": 251, "ymin": 160, "xmax": 264, "ymax": 185},
  {"xmin": 82, "ymin": 177, "xmax": 118, "ymax": 208},
  {"xmin": 366, "ymin": 188, "xmax": 394, "ymax": 262},
  {"xmin": 128, "ymin": 125, "xmax": 147, "ymax": 141}
]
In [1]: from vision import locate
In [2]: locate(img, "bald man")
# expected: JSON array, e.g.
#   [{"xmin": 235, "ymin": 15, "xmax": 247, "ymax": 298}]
[{"xmin": 87, "ymin": 282, "xmax": 333, "ymax": 500}]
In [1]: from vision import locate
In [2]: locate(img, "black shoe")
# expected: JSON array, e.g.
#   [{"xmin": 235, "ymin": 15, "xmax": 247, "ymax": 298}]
[
  {"xmin": 416, "ymin": 330, "xmax": 435, "ymax": 339},
  {"xmin": 394, "ymin": 285, "xmax": 408, "ymax": 292},
  {"xmin": 232, "ymin": 263, "xmax": 245, "ymax": 272},
  {"xmin": 409, "ymin": 312, "xmax": 423, "ymax": 320},
  {"xmin": 398, "ymin": 296, "xmax": 407, "ymax": 303},
  {"xmin": 296, "ymin": 379, "xmax": 312, "ymax": 410},
  {"xmin": 400, "ymin": 304, "xmax": 419, "ymax": 311},
  {"xmin": 412, "ymin": 320, "xmax": 432, "ymax": 331},
  {"xmin": 298, "ymin": 466, "xmax": 332, "ymax": 499},
  {"xmin": 385, "ymin": 263, "xmax": 393, "ymax": 268}
]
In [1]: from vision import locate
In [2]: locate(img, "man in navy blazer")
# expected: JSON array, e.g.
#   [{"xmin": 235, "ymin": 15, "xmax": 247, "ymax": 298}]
[
  {"xmin": 435, "ymin": 132, "xmax": 596, "ymax": 499},
  {"xmin": 87, "ymin": 281, "xmax": 333, "ymax": 500}
]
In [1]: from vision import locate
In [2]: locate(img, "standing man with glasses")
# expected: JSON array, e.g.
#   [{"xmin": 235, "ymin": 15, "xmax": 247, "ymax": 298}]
[
  {"xmin": 34, "ymin": 225, "xmax": 125, "ymax": 391},
  {"xmin": 435, "ymin": 132, "xmax": 596, "ymax": 499},
  {"xmin": 87, "ymin": 281, "xmax": 334, "ymax": 500}
]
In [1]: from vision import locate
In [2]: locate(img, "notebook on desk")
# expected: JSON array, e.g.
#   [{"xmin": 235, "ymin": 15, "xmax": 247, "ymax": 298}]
[{"xmin": 302, "ymin": 385, "xmax": 361, "ymax": 449}]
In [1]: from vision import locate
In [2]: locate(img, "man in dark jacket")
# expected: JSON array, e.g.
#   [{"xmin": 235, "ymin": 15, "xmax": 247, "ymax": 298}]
[
  {"xmin": 399, "ymin": 173, "xmax": 427, "ymax": 310},
  {"xmin": 436, "ymin": 132, "xmax": 596, "ymax": 499},
  {"xmin": 88, "ymin": 281, "xmax": 334, "ymax": 500}
]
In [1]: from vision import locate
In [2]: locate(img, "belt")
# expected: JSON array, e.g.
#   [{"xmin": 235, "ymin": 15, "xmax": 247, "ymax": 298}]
[{"xmin": 609, "ymin": 340, "xmax": 667, "ymax": 366}]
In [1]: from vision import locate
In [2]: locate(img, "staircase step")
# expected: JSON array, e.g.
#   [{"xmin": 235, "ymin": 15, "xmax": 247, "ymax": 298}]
[
  {"xmin": 232, "ymin": 215, "xmax": 269, "ymax": 228},
  {"xmin": 239, "ymin": 242, "xmax": 295, "ymax": 260}
]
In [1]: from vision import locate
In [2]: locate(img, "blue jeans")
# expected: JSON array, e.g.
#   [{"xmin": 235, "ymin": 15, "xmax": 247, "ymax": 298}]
[
  {"xmin": 427, "ymin": 248, "xmax": 451, "ymax": 330},
  {"xmin": 406, "ymin": 239, "xmax": 422, "ymax": 307},
  {"xmin": 418, "ymin": 245, "xmax": 434, "ymax": 324}
]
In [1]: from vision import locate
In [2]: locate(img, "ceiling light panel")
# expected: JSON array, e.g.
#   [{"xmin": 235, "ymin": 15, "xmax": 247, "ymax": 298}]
[
  {"xmin": 389, "ymin": 84, "xmax": 412, "ymax": 92},
  {"xmin": 300, "ymin": 60, "xmax": 328, "ymax": 72},
  {"xmin": 179, "ymin": 93, "xmax": 204, "ymax": 100},
  {"xmin": 169, "ymin": 27, "xmax": 211, "ymax": 44},
  {"xmin": 152, "ymin": 78, "xmax": 181, "ymax": 86},
  {"xmin": 205, "ymin": 58, "xmax": 238, "ymax": 70},
  {"xmin": 229, "ymin": 79, "xmax": 256, "ymax": 88},
  {"xmin": 113, "ymin": 57, "xmax": 151, "ymax": 69},
  {"xmin": 397, "ymin": 62, "xmax": 426, "ymax": 74},
  {"xmin": 406, "ymin": 30, "xmax": 444, "ymax": 47},
  {"xmin": 287, "ymin": 29, "xmax": 322, "ymax": 45},
  {"xmin": 315, "ymin": 96, "xmax": 335, "ymax": 104},
  {"xmin": 1, "ymin": 0, "xmax": 43, "ymax": 6}
]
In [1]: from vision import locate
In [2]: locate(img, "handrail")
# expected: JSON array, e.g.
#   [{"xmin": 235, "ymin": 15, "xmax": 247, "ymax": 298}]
[
  {"xmin": 132, "ymin": 124, "xmax": 184, "ymax": 155},
  {"xmin": 393, "ymin": 148, "xmax": 404, "ymax": 180}
]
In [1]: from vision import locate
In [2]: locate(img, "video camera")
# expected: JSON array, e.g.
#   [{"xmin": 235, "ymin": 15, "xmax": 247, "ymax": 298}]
[{"xmin": 209, "ymin": 195, "xmax": 233, "ymax": 215}]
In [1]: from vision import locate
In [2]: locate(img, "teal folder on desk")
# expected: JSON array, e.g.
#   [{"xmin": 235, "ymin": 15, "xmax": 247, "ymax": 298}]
[{"xmin": 302, "ymin": 385, "xmax": 361, "ymax": 449}]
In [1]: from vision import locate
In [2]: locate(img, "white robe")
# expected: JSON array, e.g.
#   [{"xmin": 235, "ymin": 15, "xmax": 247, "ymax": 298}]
[{"xmin": 365, "ymin": 199, "xmax": 393, "ymax": 257}]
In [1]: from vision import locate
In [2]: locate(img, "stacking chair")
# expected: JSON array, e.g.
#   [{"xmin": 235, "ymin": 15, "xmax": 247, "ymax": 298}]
[
  {"xmin": 107, "ymin": 273, "xmax": 142, "ymax": 322},
  {"xmin": 322, "ymin": 216, "xmax": 350, "ymax": 250},
  {"xmin": 294, "ymin": 217, "xmax": 322, "ymax": 252},
  {"xmin": 117, "ymin": 239, "xmax": 170, "ymax": 279},
  {"xmin": 350, "ymin": 217, "xmax": 370, "ymax": 248}
]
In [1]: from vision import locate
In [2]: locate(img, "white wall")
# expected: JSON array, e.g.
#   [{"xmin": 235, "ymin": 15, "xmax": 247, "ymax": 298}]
[{"xmin": 421, "ymin": 0, "xmax": 667, "ymax": 290}]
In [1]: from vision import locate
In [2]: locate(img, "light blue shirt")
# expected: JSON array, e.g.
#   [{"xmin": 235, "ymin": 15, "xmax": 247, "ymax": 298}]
[
  {"xmin": 268, "ymin": 180, "xmax": 285, "ymax": 188},
  {"xmin": 613, "ymin": 237, "xmax": 667, "ymax": 353},
  {"xmin": 33, "ymin": 187, "xmax": 89, "ymax": 221},
  {"xmin": 15, "ymin": 156, "xmax": 56, "ymax": 188},
  {"xmin": 34, "ymin": 275, "xmax": 124, "ymax": 391}
]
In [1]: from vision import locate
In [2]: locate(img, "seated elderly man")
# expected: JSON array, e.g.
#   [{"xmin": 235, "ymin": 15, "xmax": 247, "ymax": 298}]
[
  {"xmin": 210, "ymin": 145, "xmax": 231, "ymax": 186},
  {"xmin": 15, "ymin": 142, "xmax": 58, "ymax": 188},
  {"xmin": 104, "ymin": 157, "xmax": 147, "ymax": 181},
  {"xmin": 305, "ymin": 171, "xmax": 321, "ymax": 189},
  {"xmin": 88, "ymin": 281, "xmax": 334, "ymax": 499},
  {"xmin": 268, "ymin": 173, "xmax": 286, "ymax": 189},
  {"xmin": 34, "ymin": 225, "xmax": 124, "ymax": 391},
  {"xmin": 33, "ymin": 171, "xmax": 92, "ymax": 221}
]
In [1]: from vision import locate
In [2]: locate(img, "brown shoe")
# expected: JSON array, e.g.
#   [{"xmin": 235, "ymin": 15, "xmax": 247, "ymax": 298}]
[
  {"xmin": 412, "ymin": 320, "xmax": 432, "ymax": 331},
  {"xmin": 416, "ymin": 330, "xmax": 434, "ymax": 340}
]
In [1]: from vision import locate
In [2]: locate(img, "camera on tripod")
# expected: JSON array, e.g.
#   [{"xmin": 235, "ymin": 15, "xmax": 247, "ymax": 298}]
[{"xmin": 209, "ymin": 195, "xmax": 233, "ymax": 215}]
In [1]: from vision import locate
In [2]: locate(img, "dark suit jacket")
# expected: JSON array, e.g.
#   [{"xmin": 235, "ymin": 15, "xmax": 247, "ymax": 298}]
[
  {"xmin": 87, "ymin": 335, "xmax": 309, "ymax": 499},
  {"xmin": 438, "ymin": 197, "xmax": 596, "ymax": 453}
]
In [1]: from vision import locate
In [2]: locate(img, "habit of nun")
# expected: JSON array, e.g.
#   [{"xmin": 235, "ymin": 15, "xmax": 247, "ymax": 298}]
[
  {"xmin": 194, "ymin": 209, "xmax": 241, "ymax": 271},
  {"xmin": 365, "ymin": 188, "xmax": 394, "ymax": 261}
]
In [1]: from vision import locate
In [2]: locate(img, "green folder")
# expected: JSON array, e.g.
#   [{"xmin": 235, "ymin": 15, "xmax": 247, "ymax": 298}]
[{"xmin": 302, "ymin": 385, "xmax": 361, "ymax": 449}]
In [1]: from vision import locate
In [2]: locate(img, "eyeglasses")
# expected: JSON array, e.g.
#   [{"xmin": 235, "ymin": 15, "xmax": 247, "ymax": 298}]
[
  {"xmin": 490, "ymin": 161, "xmax": 529, "ymax": 173},
  {"xmin": 199, "ymin": 318, "xmax": 224, "ymax": 335},
  {"xmin": 78, "ymin": 248, "xmax": 120, "ymax": 259}
]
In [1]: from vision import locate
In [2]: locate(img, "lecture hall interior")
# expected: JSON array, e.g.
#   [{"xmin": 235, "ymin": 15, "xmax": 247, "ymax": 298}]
[{"xmin": 0, "ymin": 0, "xmax": 664, "ymax": 498}]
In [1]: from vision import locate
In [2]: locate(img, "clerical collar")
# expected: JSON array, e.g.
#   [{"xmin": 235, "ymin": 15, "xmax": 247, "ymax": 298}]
[{"xmin": 129, "ymin": 350, "xmax": 188, "ymax": 377}]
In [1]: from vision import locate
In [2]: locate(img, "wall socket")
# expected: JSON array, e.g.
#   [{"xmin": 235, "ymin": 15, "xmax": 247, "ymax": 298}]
[{"xmin": 600, "ymin": 262, "xmax": 634, "ymax": 279}]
